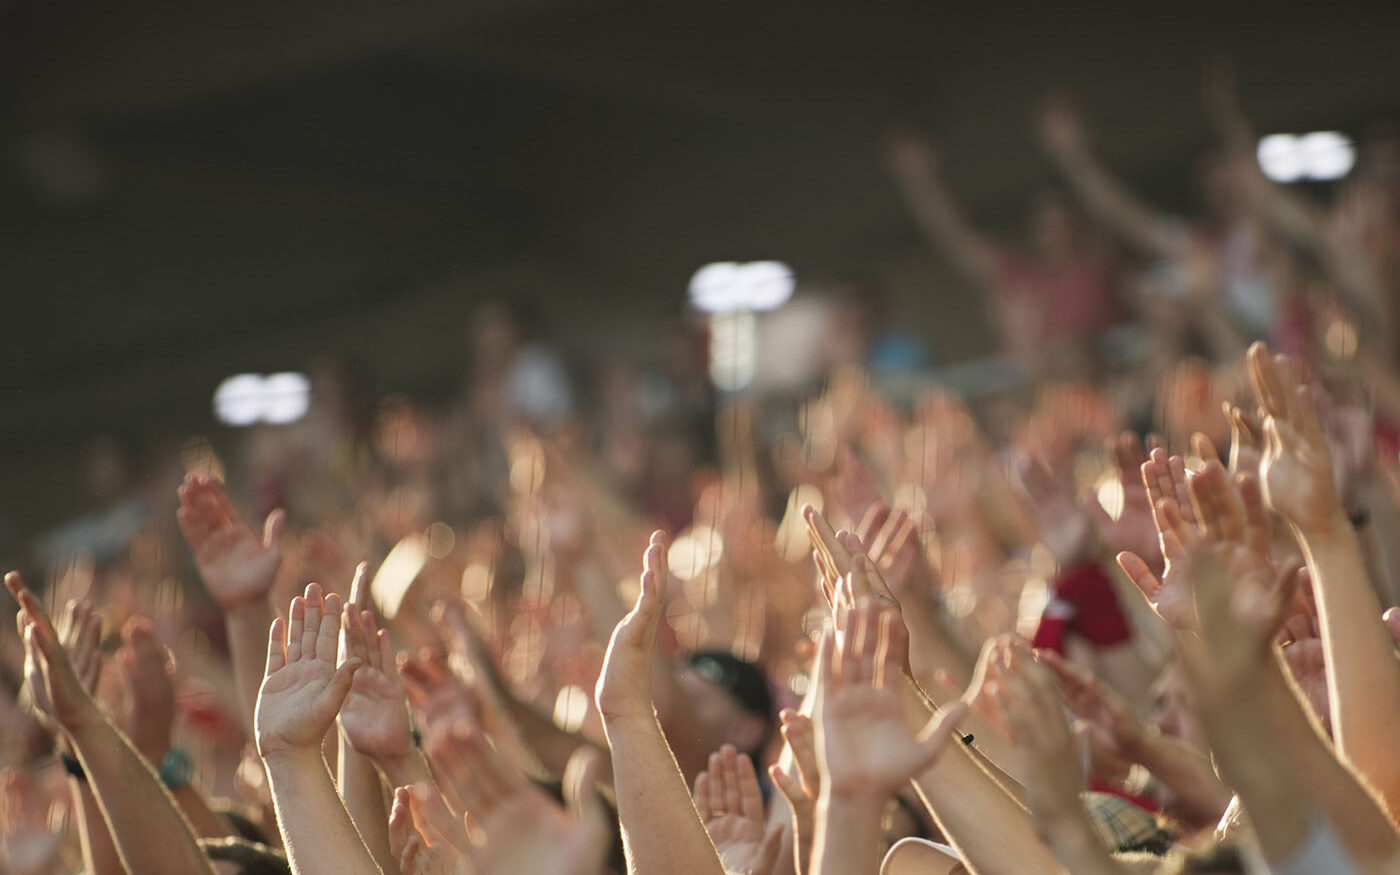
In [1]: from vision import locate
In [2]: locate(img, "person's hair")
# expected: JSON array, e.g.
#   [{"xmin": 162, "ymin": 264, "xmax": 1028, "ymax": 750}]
[
  {"xmin": 684, "ymin": 650, "xmax": 775, "ymax": 752},
  {"xmin": 1146, "ymin": 840, "xmax": 1246, "ymax": 874},
  {"xmin": 199, "ymin": 837, "xmax": 291, "ymax": 875},
  {"xmin": 211, "ymin": 799, "xmax": 272, "ymax": 846}
]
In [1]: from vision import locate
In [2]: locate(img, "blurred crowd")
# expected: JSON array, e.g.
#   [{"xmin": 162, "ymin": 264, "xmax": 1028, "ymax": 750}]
[{"xmin": 5, "ymin": 63, "xmax": 1400, "ymax": 875}]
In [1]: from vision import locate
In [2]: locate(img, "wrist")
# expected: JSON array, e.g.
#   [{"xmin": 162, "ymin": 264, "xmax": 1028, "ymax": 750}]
[
  {"xmin": 1290, "ymin": 508, "xmax": 1352, "ymax": 544},
  {"xmin": 60, "ymin": 698, "xmax": 108, "ymax": 737},
  {"xmin": 820, "ymin": 778, "xmax": 898, "ymax": 808},
  {"xmin": 260, "ymin": 745, "xmax": 327, "ymax": 776},
  {"xmin": 598, "ymin": 702, "xmax": 659, "ymax": 732},
  {"xmin": 374, "ymin": 748, "xmax": 428, "ymax": 787}
]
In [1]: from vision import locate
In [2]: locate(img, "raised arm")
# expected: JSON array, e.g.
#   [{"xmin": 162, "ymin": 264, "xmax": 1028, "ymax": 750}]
[
  {"xmin": 595, "ymin": 531, "xmax": 728, "ymax": 875},
  {"xmin": 8, "ymin": 572, "xmax": 218, "ymax": 875},
  {"xmin": 1177, "ymin": 540, "xmax": 1393, "ymax": 869},
  {"xmin": 336, "ymin": 565, "xmax": 400, "ymax": 874},
  {"xmin": 995, "ymin": 645, "xmax": 1129, "ymax": 875},
  {"xmin": 810, "ymin": 603, "xmax": 966, "ymax": 875},
  {"xmin": 1035, "ymin": 97, "xmax": 1185, "ymax": 259},
  {"xmin": 1249, "ymin": 342, "xmax": 1400, "ymax": 820},
  {"xmin": 883, "ymin": 130, "xmax": 1002, "ymax": 287},
  {"xmin": 256, "ymin": 583, "xmax": 381, "ymax": 875},
  {"xmin": 177, "ymin": 474, "xmax": 285, "ymax": 733}
]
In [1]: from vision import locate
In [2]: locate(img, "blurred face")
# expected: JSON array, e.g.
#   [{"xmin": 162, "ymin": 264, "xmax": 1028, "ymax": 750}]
[{"xmin": 674, "ymin": 667, "xmax": 765, "ymax": 754}]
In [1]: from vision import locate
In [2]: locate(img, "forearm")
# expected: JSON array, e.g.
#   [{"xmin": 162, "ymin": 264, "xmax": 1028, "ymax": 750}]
[
  {"xmin": 911, "ymin": 740, "xmax": 1065, "ymax": 874},
  {"xmin": 901, "ymin": 592, "xmax": 975, "ymax": 694},
  {"xmin": 339, "ymin": 736, "xmax": 396, "ymax": 874},
  {"xmin": 1129, "ymin": 733, "xmax": 1231, "ymax": 828},
  {"xmin": 69, "ymin": 778, "xmax": 125, "ymax": 875},
  {"xmin": 171, "ymin": 784, "xmax": 233, "ymax": 839},
  {"xmin": 1298, "ymin": 516, "xmax": 1400, "ymax": 811},
  {"xmin": 1198, "ymin": 667, "xmax": 1328, "ymax": 863},
  {"xmin": 1047, "ymin": 148, "xmax": 1177, "ymax": 258},
  {"xmin": 67, "ymin": 713, "xmax": 217, "ymax": 875},
  {"xmin": 265, "ymin": 749, "xmax": 384, "ymax": 875},
  {"xmin": 1034, "ymin": 809, "xmax": 1127, "ymax": 875},
  {"xmin": 890, "ymin": 170, "xmax": 997, "ymax": 285},
  {"xmin": 810, "ymin": 793, "xmax": 884, "ymax": 875},
  {"xmin": 227, "ymin": 600, "xmax": 276, "ymax": 734},
  {"xmin": 602, "ymin": 714, "xmax": 725, "ymax": 875},
  {"xmin": 1248, "ymin": 657, "xmax": 1398, "ymax": 859}
]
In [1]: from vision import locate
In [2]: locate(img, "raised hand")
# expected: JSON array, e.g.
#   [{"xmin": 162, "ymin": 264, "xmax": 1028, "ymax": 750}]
[
  {"xmin": 1186, "ymin": 456, "xmax": 1267, "ymax": 550},
  {"xmin": 804, "ymin": 506, "xmax": 899, "ymax": 623},
  {"xmin": 815, "ymin": 602, "xmax": 966, "ymax": 798},
  {"xmin": 388, "ymin": 787, "xmax": 468, "ymax": 875},
  {"xmin": 694, "ymin": 745, "xmax": 783, "ymax": 875},
  {"xmin": 882, "ymin": 127, "xmax": 938, "ymax": 182},
  {"xmin": 19, "ymin": 591, "xmax": 103, "ymax": 740},
  {"xmin": 1181, "ymin": 544, "xmax": 1297, "ymax": 701},
  {"xmin": 428, "ymin": 726, "xmax": 610, "ymax": 875},
  {"xmin": 1116, "ymin": 448, "xmax": 1199, "ymax": 628},
  {"xmin": 1224, "ymin": 403, "xmax": 1264, "ymax": 477},
  {"xmin": 176, "ymin": 475, "xmax": 285, "ymax": 611},
  {"xmin": 991, "ymin": 646, "xmax": 1132, "ymax": 874},
  {"xmin": 856, "ymin": 504, "xmax": 940, "ymax": 600},
  {"xmin": 1035, "ymin": 94, "xmax": 1088, "ymax": 157},
  {"xmin": 338, "ymin": 566, "xmax": 415, "ymax": 765},
  {"xmin": 1038, "ymin": 650, "xmax": 1146, "ymax": 765},
  {"xmin": 993, "ymin": 647, "xmax": 1088, "ymax": 833},
  {"xmin": 255, "ymin": 583, "xmax": 359, "ymax": 761},
  {"xmin": 8, "ymin": 573, "xmax": 102, "ymax": 735},
  {"xmin": 595, "ymin": 530, "xmax": 668, "ymax": 723},
  {"xmin": 1247, "ymin": 343, "xmax": 1341, "ymax": 532},
  {"xmin": 1013, "ymin": 454, "xmax": 1096, "ymax": 569},
  {"xmin": 112, "ymin": 617, "xmax": 177, "ymax": 763},
  {"xmin": 769, "ymin": 710, "xmax": 820, "ymax": 875},
  {"xmin": 401, "ymin": 650, "xmax": 484, "ymax": 750}
]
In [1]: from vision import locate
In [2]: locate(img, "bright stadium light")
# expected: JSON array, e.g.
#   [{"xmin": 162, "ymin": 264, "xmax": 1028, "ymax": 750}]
[
  {"xmin": 688, "ymin": 261, "xmax": 795, "ymax": 313},
  {"xmin": 213, "ymin": 372, "xmax": 311, "ymax": 426},
  {"xmin": 1257, "ymin": 131, "xmax": 1355, "ymax": 183}
]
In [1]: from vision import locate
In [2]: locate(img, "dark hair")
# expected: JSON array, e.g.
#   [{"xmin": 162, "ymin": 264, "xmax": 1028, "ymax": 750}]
[
  {"xmin": 684, "ymin": 650, "xmax": 775, "ymax": 748},
  {"xmin": 199, "ymin": 837, "xmax": 290, "ymax": 875}
]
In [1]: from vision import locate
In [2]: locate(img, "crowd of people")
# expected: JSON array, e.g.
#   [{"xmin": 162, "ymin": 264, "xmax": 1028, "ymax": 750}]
[{"xmin": 4, "ymin": 64, "xmax": 1400, "ymax": 875}]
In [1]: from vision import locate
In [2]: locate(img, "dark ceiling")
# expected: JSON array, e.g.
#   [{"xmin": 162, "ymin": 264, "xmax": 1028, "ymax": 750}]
[{"xmin": 2, "ymin": 0, "xmax": 1399, "ymax": 544}]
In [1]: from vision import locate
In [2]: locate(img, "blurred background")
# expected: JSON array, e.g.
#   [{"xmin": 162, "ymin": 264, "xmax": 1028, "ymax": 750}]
[{"xmin": 3, "ymin": 0, "xmax": 1400, "ymax": 559}]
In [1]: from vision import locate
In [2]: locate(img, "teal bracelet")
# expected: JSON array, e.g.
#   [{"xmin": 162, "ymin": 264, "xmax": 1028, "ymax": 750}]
[{"xmin": 157, "ymin": 748, "xmax": 192, "ymax": 789}]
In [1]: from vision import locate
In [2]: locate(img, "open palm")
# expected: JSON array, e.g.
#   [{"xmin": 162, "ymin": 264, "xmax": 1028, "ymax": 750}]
[
  {"xmin": 177, "ymin": 476, "xmax": 284, "ymax": 610},
  {"xmin": 816, "ymin": 603, "xmax": 967, "ymax": 798},
  {"xmin": 338, "ymin": 603, "xmax": 413, "ymax": 761},
  {"xmin": 256, "ymin": 584, "xmax": 358, "ymax": 758}
]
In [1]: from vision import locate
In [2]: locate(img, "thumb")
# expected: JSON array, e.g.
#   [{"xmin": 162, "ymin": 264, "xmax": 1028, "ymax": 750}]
[
  {"xmin": 621, "ymin": 568, "xmax": 663, "ymax": 648},
  {"xmin": 263, "ymin": 509, "xmax": 286, "ymax": 552},
  {"xmin": 918, "ymin": 701, "xmax": 969, "ymax": 763},
  {"xmin": 768, "ymin": 765, "xmax": 801, "ymax": 808},
  {"xmin": 1116, "ymin": 551, "xmax": 1160, "ymax": 599},
  {"xmin": 322, "ymin": 658, "xmax": 361, "ymax": 712}
]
